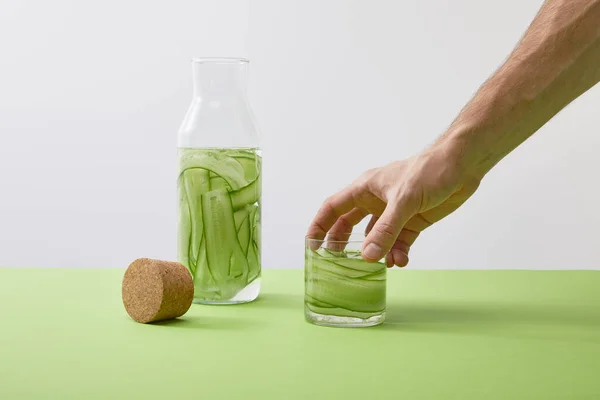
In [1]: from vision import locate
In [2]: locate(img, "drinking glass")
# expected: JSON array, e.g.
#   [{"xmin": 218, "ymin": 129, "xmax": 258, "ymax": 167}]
[{"xmin": 305, "ymin": 233, "xmax": 386, "ymax": 327}]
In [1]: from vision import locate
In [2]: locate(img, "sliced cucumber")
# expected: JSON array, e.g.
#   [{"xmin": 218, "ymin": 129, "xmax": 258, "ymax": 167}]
[
  {"xmin": 209, "ymin": 176, "xmax": 231, "ymax": 191},
  {"xmin": 305, "ymin": 248, "xmax": 386, "ymax": 317},
  {"xmin": 359, "ymin": 271, "xmax": 387, "ymax": 281},
  {"xmin": 318, "ymin": 248, "xmax": 347, "ymax": 259},
  {"xmin": 182, "ymin": 168, "xmax": 210, "ymax": 275},
  {"xmin": 246, "ymin": 205, "xmax": 260, "ymax": 282},
  {"xmin": 233, "ymin": 155, "xmax": 260, "ymax": 181},
  {"xmin": 177, "ymin": 178, "xmax": 192, "ymax": 272},
  {"xmin": 192, "ymin": 235, "xmax": 221, "ymax": 299},
  {"xmin": 306, "ymin": 303, "xmax": 382, "ymax": 319},
  {"xmin": 201, "ymin": 189, "xmax": 249, "ymax": 299},
  {"xmin": 306, "ymin": 267, "xmax": 385, "ymax": 312},
  {"xmin": 237, "ymin": 211, "xmax": 251, "ymax": 256},
  {"xmin": 305, "ymin": 294, "xmax": 337, "ymax": 308},
  {"xmin": 178, "ymin": 148, "xmax": 261, "ymax": 302},
  {"xmin": 231, "ymin": 174, "xmax": 261, "ymax": 211},
  {"xmin": 252, "ymin": 205, "xmax": 261, "ymax": 250},
  {"xmin": 179, "ymin": 149, "xmax": 247, "ymax": 189},
  {"xmin": 246, "ymin": 240, "xmax": 260, "ymax": 283},
  {"xmin": 309, "ymin": 255, "xmax": 374, "ymax": 279},
  {"xmin": 331, "ymin": 257, "xmax": 385, "ymax": 273},
  {"xmin": 234, "ymin": 206, "xmax": 251, "ymax": 231}
]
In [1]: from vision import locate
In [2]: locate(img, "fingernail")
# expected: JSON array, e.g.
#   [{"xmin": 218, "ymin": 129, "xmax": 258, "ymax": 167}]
[{"xmin": 364, "ymin": 243, "xmax": 383, "ymax": 260}]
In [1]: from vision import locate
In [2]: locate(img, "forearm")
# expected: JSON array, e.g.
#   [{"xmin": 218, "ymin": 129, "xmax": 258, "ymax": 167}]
[{"xmin": 439, "ymin": 0, "xmax": 600, "ymax": 178}]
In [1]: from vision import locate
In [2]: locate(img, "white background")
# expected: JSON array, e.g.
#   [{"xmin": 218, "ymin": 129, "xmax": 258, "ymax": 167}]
[{"xmin": 1, "ymin": 0, "xmax": 599, "ymax": 269}]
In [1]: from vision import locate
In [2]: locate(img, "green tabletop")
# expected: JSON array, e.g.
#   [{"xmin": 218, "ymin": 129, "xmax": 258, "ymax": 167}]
[{"xmin": 1, "ymin": 268, "xmax": 599, "ymax": 399}]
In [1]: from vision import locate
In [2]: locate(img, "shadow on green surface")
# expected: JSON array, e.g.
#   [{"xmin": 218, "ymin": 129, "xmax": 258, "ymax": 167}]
[
  {"xmin": 148, "ymin": 316, "xmax": 257, "ymax": 330},
  {"xmin": 379, "ymin": 300, "xmax": 600, "ymax": 343},
  {"xmin": 251, "ymin": 293, "xmax": 303, "ymax": 309},
  {"xmin": 132, "ymin": 294, "xmax": 304, "ymax": 330}
]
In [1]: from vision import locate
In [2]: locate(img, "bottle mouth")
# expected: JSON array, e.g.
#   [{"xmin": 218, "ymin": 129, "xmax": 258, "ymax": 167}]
[{"xmin": 192, "ymin": 57, "xmax": 249, "ymax": 64}]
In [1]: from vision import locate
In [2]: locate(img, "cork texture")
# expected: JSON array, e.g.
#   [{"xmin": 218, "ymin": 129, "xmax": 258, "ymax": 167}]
[{"xmin": 122, "ymin": 258, "xmax": 194, "ymax": 323}]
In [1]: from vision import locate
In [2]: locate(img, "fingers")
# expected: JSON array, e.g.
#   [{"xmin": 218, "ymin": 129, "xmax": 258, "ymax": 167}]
[
  {"xmin": 396, "ymin": 228, "xmax": 420, "ymax": 248},
  {"xmin": 367, "ymin": 216, "xmax": 407, "ymax": 266},
  {"xmin": 365, "ymin": 215, "xmax": 378, "ymax": 235},
  {"xmin": 362, "ymin": 204, "xmax": 404, "ymax": 261},
  {"xmin": 362, "ymin": 194, "xmax": 417, "ymax": 262},
  {"xmin": 403, "ymin": 213, "xmax": 433, "ymax": 232},
  {"xmin": 390, "ymin": 249, "xmax": 408, "ymax": 268},
  {"xmin": 385, "ymin": 252, "xmax": 394, "ymax": 268},
  {"xmin": 307, "ymin": 186, "xmax": 356, "ymax": 242},
  {"xmin": 328, "ymin": 208, "xmax": 369, "ymax": 246}
]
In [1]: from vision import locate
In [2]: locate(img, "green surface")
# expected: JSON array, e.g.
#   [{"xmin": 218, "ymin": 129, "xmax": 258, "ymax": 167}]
[{"xmin": 1, "ymin": 269, "xmax": 600, "ymax": 399}]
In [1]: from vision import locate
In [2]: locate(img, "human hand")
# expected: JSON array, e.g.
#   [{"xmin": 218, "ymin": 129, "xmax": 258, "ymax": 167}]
[{"xmin": 307, "ymin": 143, "xmax": 481, "ymax": 267}]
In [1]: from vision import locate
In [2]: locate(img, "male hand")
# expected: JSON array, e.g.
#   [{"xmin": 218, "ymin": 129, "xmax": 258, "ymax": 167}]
[{"xmin": 307, "ymin": 144, "xmax": 481, "ymax": 267}]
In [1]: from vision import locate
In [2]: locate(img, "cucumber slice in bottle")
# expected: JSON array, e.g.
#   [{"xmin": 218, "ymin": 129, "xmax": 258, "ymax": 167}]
[
  {"xmin": 237, "ymin": 211, "xmax": 251, "ymax": 256},
  {"xmin": 209, "ymin": 176, "xmax": 231, "ymax": 191},
  {"xmin": 230, "ymin": 174, "xmax": 261, "ymax": 211},
  {"xmin": 233, "ymin": 154, "xmax": 260, "ymax": 182},
  {"xmin": 178, "ymin": 148, "xmax": 261, "ymax": 303},
  {"xmin": 182, "ymin": 168, "xmax": 210, "ymax": 275},
  {"xmin": 234, "ymin": 206, "xmax": 251, "ymax": 231},
  {"xmin": 201, "ymin": 189, "xmax": 249, "ymax": 299},
  {"xmin": 179, "ymin": 149, "xmax": 247, "ymax": 190},
  {"xmin": 247, "ymin": 238, "xmax": 260, "ymax": 283},
  {"xmin": 177, "ymin": 178, "xmax": 192, "ymax": 273},
  {"xmin": 245, "ymin": 205, "xmax": 260, "ymax": 282},
  {"xmin": 192, "ymin": 235, "xmax": 221, "ymax": 299},
  {"xmin": 252, "ymin": 205, "xmax": 261, "ymax": 250}
]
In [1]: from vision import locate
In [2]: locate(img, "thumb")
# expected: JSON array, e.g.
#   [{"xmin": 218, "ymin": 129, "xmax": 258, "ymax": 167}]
[{"xmin": 362, "ymin": 196, "xmax": 415, "ymax": 261}]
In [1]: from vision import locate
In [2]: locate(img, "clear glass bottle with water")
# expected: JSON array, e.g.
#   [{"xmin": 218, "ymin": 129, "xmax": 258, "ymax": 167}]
[{"xmin": 178, "ymin": 58, "xmax": 261, "ymax": 304}]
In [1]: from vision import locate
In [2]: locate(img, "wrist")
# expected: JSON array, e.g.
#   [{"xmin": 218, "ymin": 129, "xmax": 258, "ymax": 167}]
[{"xmin": 432, "ymin": 124, "xmax": 493, "ymax": 181}]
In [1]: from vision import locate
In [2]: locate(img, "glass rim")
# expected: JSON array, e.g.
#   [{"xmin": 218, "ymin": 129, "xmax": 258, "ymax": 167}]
[
  {"xmin": 305, "ymin": 232, "xmax": 367, "ymax": 244},
  {"xmin": 192, "ymin": 57, "xmax": 249, "ymax": 64}
]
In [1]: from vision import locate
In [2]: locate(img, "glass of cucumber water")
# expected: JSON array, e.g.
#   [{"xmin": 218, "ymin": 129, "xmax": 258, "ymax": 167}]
[{"xmin": 305, "ymin": 233, "xmax": 386, "ymax": 327}]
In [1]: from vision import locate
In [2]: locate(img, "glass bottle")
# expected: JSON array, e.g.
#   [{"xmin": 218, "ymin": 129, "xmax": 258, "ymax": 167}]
[{"xmin": 178, "ymin": 58, "xmax": 261, "ymax": 304}]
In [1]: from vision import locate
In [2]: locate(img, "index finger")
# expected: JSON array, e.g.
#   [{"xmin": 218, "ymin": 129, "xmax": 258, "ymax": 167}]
[{"xmin": 306, "ymin": 186, "xmax": 356, "ymax": 241}]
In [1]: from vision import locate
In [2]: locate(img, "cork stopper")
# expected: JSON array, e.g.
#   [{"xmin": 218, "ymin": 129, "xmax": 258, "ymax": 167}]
[{"xmin": 122, "ymin": 258, "xmax": 194, "ymax": 323}]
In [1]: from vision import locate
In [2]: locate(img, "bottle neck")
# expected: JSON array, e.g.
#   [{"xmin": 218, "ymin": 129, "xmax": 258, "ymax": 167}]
[{"xmin": 192, "ymin": 60, "xmax": 248, "ymax": 99}]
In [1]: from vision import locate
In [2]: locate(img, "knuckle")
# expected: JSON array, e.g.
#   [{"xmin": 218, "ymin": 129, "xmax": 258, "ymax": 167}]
[
  {"xmin": 393, "ymin": 240, "xmax": 411, "ymax": 254},
  {"xmin": 353, "ymin": 176, "xmax": 368, "ymax": 188},
  {"xmin": 394, "ymin": 184, "xmax": 420, "ymax": 206},
  {"xmin": 336, "ymin": 216, "xmax": 350, "ymax": 228},
  {"xmin": 364, "ymin": 167, "xmax": 379, "ymax": 177},
  {"xmin": 356, "ymin": 168, "xmax": 379, "ymax": 185},
  {"xmin": 314, "ymin": 221, "xmax": 327, "ymax": 234},
  {"xmin": 374, "ymin": 221, "xmax": 397, "ymax": 240},
  {"xmin": 321, "ymin": 197, "xmax": 336, "ymax": 213},
  {"xmin": 323, "ymin": 195, "xmax": 335, "ymax": 205}
]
